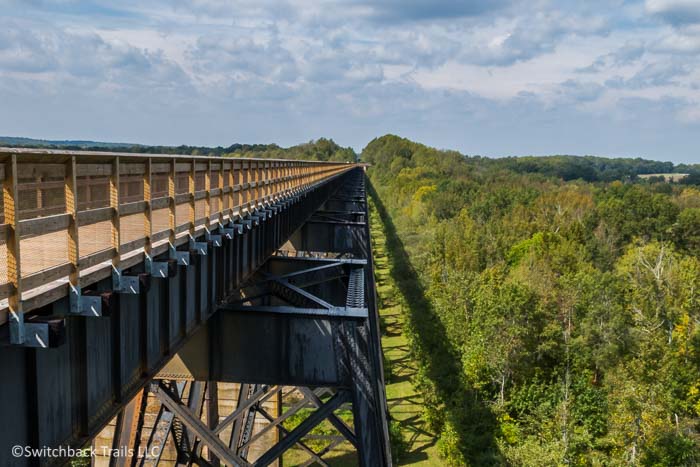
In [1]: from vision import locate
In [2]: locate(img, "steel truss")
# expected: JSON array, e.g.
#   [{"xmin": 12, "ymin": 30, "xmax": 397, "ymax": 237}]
[
  {"xmin": 100, "ymin": 380, "xmax": 358, "ymax": 466},
  {"xmin": 91, "ymin": 169, "xmax": 390, "ymax": 466}
]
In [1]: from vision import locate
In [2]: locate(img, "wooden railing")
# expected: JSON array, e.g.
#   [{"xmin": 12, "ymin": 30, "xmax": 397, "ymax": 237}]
[{"xmin": 0, "ymin": 148, "xmax": 355, "ymax": 321}]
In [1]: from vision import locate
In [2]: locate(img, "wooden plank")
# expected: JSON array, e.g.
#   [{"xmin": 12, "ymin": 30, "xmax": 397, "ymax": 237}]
[
  {"xmin": 18, "ymin": 163, "xmax": 65, "ymax": 179},
  {"xmin": 18, "ymin": 180, "xmax": 62, "ymax": 191},
  {"xmin": 175, "ymin": 162, "xmax": 191, "ymax": 173},
  {"xmin": 151, "ymin": 162, "xmax": 169, "ymax": 174},
  {"xmin": 110, "ymin": 157, "xmax": 120, "ymax": 271},
  {"xmin": 119, "ymin": 163, "xmax": 146, "ymax": 176},
  {"xmin": 120, "ymin": 237, "xmax": 147, "ymax": 255},
  {"xmin": 205, "ymin": 160, "xmax": 211, "ymax": 230},
  {"xmin": 80, "ymin": 248, "xmax": 116, "ymax": 270},
  {"xmin": 228, "ymin": 161, "xmax": 235, "ymax": 218},
  {"xmin": 0, "ymin": 282, "xmax": 11, "ymax": 300},
  {"xmin": 4, "ymin": 154, "xmax": 22, "ymax": 321},
  {"xmin": 0, "ymin": 147, "xmax": 354, "ymax": 166},
  {"xmin": 151, "ymin": 196, "xmax": 170, "ymax": 210},
  {"xmin": 188, "ymin": 160, "xmax": 195, "ymax": 239},
  {"xmin": 175, "ymin": 192, "xmax": 191, "ymax": 205},
  {"xmin": 65, "ymin": 156, "xmax": 79, "ymax": 289},
  {"xmin": 151, "ymin": 230, "xmax": 169, "ymax": 243},
  {"xmin": 76, "ymin": 163, "xmax": 111, "ymax": 177},
  {"xmin": 119, "ymin": 200, "xmax": 146, "ymax": 217},
  {"xmin": 168, "ymin": 159, "xmax": 176, "ymax": 254},
  {"xmin": 77, "ymin": 206, "xmax": 114, "ymax": 226},
  {"xmin": 23, "ymin": 262, "xmax": 73, "ymax": 291},
  {"xmin": 241, "ymin": 161, "xmax": 249, "ymax": 213},
  {"xmin": 18, "ymin": 213, "xmax": 71, "ymax": 237},
  {"xmin": 143, "ymin": 159, "xmax": 152, "ymax": 263}
]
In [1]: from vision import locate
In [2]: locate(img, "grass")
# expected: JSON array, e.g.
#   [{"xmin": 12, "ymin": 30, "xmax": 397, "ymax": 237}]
[
  {"xmin": 370, "ymin": 198, "xmax": 442, "ymax": 466},
  {"xmin": 281, "ymin": 194, "xmax": 443, "ymax": 466}
]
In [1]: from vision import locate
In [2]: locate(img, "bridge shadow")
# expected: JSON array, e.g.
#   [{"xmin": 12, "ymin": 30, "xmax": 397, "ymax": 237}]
[{"xmin": 368, "ymin": 180, "xmax": 502, "ymax": 465}]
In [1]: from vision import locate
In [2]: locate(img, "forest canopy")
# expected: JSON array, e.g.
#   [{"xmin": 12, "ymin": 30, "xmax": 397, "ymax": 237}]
[{"xmin": 364, "ymin": 134, "xmax": 700, "ymax": 466}]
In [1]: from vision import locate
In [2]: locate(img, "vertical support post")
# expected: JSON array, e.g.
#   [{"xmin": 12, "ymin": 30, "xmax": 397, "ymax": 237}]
[
  {"xmin": 188, "ymin": 159, "xmax": 196, "ymax": 241},
  {"xmin": 35, "ymin": 175, "xmax": 43, "ymax": 210},
  {"xmin": 143, "ymin": 159, "xmax": 153, "ymax": 272},
  {"xmin": 66, "ymin": 156, "xmax": 81, "ymax": 312},
  {"xmin": 4, "ymin": 154, "xmax": 23, "ymax": 344},
  {"xmin": 251, "ymin": 161, "xmax": 258, "ymax": 210},
  {"xmin": 207, "ymin": 381, "xmax": 220, "ymax": 467},
  {"xmin": 168, "ymin": 158, "xmax": 177, "ymax": 259},
  {"xmin": 205, "ymin": 160, "xmax": 211, "ymax": 232},
  {"xmin": 263, "ymin": 161, "xmax": 269, "ymax": 203},
  {"xmin": 219, "ymin": 161, "xmax": 226, "ymax": 225},
  {"xmin": 259, "ymin": 161, "xmax": 265, "ymax": 205},
  {"xmin": 228, "ymin": 161, "xmax": 235, "ymax": 219},
  {"xmin": 244, "ymin": 161, "xmax": 251, "ymax": 214},
  {"xmin": 110, "ymin": 157, "xmax": 121, "ymax": 290}
]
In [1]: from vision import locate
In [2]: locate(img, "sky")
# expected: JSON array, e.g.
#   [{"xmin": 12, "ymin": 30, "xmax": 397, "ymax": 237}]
[{"xmin": 0, "ymin": 0, "xmax": 699, "ymax": 162}]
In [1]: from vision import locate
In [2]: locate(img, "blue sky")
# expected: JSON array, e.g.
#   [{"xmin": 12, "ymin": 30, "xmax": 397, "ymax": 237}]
[{"xmin": 0, "ymin": 0, "xmax": 699, "ymax": 162}]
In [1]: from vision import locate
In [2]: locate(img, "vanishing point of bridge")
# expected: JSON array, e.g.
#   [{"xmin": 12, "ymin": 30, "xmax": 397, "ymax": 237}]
[{"xmin": 0, "ymin": 148, "xmax": 391, "ymax": 466}]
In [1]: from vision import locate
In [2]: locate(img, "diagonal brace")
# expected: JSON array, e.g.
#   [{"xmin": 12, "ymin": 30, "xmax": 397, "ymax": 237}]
[{"xmin": 253, "ymin": 390, "xmax": 351, "ymax": 467}]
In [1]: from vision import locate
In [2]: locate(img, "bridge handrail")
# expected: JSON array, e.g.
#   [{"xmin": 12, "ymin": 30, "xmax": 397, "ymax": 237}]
[{"xmin": 0, "ymin": 148, "xmax": 356, "ymax": 322}]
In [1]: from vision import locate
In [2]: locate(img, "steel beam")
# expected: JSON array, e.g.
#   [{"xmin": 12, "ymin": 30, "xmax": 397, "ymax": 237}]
[
  {"xmin": 252, "ymin": 390, "xmax": 351, "ymax": 467},
  {"xmin": 151, "ymin": 382, "xmax": 249, "ymax": 467}
]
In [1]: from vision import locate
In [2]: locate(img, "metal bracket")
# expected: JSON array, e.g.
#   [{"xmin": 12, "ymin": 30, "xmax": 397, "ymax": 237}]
[
  {"xmin": 150, "ymin": 261, "xmax": 170, "ymax": 279},
  {"xmin": 23, "ymin": 319, "xmax": 65, "ymax": 348},
  {"xmin": 24, "ymin": 323, "xmax": 50, "ymax": 348},
  {"xmin": 8, "ymin": 310, "xmax": 24, "ymax": 345},
  {"xmin": 206, "ymin": 233, "xmax": 223, "ymax": 247},
  {"xmin": 189, "ymin": 238, "xmax": 208, "ymax": 256},
  {"xmin": 221, "ymin": 228, "xmax": 235, "ymax": 239},
  {"xmin": 112, "ymin": 268, "xmax": 141, "ymax": 294},
  {"xmin": 176, "ymin": 251, "xmax": 191, "ymax": 266},
  {"xmin": 69, "ymin": 286, "xmax": 103, "ymax": 317},
  {"xmin": 145, "ymin": 255, "xmax": 174, "ymax": 278}
]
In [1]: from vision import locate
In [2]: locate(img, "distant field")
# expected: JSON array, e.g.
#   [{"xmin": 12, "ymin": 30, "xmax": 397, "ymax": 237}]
[
  {"xmin": 0, "ymin": 136, "xmax": 141, "ymax": 148},
  {"xmin": 638, "ymin": 173, "xmax": 689, "ymax": 182}
]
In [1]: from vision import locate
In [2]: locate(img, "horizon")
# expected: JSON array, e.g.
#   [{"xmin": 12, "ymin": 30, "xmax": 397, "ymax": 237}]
[
  {"xmin": 0, "ymin": 134, "xmax": 690, "ymax": 166},
  {"xmin": 1, "ymin": 1, "xmax": 699, "ymax": 163}
]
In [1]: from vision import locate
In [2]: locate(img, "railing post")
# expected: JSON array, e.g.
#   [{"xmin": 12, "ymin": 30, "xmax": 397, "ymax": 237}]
[
  {"xmin": 227, "ymin": 161, "xmax": 235, "ymax": 220},
  {"xmin": 205, "ymin": 160, "xmax": 211, "ymax": 232},
  {"xmin": 143, "ymin": 159, "xmax": 153, "ymax": 272},
  {"xmin": 240, "ymin": 161, "xmax": 248, "ymax": 214},
  {"xmin": 253, "ymin": 161, "xmax": 260, "ymax": 209},
  {"xmin": 110, "ymin": 157, "xmax": 122, "ymax": 291},
  {"xmin": 4, "ymin": 154, "xmax": 23, "ymax": 344},
  {"xmin": 66, "ymin": 156, "xmax": 84, "ymax": 314},
  {"xmin": 188, "ymin": 159, "xmax": 196, "ymax": 241},
  {"xmin": 219, "ymin": 161, "xmax": 225, "ymax": 225},
  {"xmin": 168, "ymin": 158, "xmax": 177, "ymax": 259},
  {"xmin": 273, "ymin": 162, "xmax": 279, "ymax": 200}
]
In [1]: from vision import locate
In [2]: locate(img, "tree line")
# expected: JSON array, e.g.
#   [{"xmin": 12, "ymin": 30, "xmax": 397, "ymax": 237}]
[{"xmin": 364, "ymin": 134, "xmax": 700, "ymax": 465}]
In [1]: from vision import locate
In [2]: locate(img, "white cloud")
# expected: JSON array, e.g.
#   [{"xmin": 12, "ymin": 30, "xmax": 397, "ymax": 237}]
[
  {"xmin": 0, "ymin": 0, "xmax": 699, "ymax": 162},
  {"xmin": 646, "ymin": 0, "xmax": 700, "ymax": 25}
]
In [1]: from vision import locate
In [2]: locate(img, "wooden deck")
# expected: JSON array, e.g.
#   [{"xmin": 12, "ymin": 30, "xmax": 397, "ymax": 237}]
[{"xmin": 0, "ymin": 148, "xmax": 354, "ymax": 327}]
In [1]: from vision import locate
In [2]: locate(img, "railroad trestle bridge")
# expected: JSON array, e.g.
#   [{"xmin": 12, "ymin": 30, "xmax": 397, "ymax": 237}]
[{"xmin": 0, "ymin": 148, "xmax": 390, "ymax": 466}]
